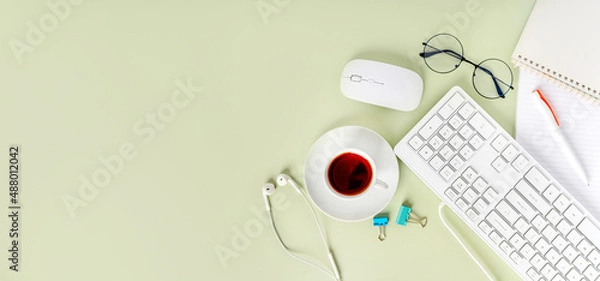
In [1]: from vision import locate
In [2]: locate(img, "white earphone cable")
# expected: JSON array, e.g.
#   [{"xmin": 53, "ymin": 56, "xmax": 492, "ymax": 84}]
[
  {"xmin": 437, "ymin": 202, "xmax": 494, "ymax": 281},
  {"xmin": 297, "ymin": 188, "xmax": 342, "ymax": 281},
  {"xmin": 267, "ymin": 200, "xmax": 338, "ymax": 280}
]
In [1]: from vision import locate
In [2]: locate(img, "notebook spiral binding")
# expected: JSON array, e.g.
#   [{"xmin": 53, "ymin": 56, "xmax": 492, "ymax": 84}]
[{"xmin": 513, "ymin": 54, "xmax": 600, "ymax": 104}]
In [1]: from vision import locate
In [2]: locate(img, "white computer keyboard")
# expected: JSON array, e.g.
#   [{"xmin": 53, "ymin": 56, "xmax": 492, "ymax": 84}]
[{"xmin": 395, "ymin": 86, "xmax": 600, "ymax": 281}]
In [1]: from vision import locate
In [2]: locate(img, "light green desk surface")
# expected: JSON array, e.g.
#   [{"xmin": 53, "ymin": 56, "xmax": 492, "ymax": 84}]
[{"xmin": 0, "ymin": 1, "xmax": 536, "ymax": 280}]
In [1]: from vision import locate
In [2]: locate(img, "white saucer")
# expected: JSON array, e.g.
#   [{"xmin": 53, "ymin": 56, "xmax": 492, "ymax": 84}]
[{"xmin": 304, "ymin": 126, "xmax": 399, "ymax": 222}]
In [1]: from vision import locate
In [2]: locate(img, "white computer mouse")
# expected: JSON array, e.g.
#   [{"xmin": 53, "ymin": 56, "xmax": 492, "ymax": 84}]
[{"xmin": 340, "ymin": 59, "xmax": 423, "ymax": 111}]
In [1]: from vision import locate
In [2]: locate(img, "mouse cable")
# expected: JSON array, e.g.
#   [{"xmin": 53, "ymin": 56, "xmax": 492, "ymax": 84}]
[{"xmin": 438, "ymin": 202, "xmax": 494, "ymax": 281}]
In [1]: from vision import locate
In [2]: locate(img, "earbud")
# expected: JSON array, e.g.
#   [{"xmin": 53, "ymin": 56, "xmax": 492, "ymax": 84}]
[
  {"xmin": 262, "ymin": 183, "xmax": 276, "ymax": 211},
  {"xmin": 276, "ymin": 173, "xmax": 302, "ymax": 194}
]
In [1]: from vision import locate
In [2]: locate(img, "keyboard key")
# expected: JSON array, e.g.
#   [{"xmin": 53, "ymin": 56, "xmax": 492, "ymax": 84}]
[
  {"xmin": 535, "ymin": 238, "xmax": 551, "ymax": 255},
  {"xmin": 543, "ymin": 185, "xmax": 560, "ymax": 204},
  {"xmin": 473, "ymin": 178, "xmax": 487, "ymax": 193},
  {"xmin": 567, "ymin": 229, "xmax": 583, "ymax": 246},
  {"xmin": 573, "ymin": 256, "xmax": 590, "ymax": 272},
  {"xmin": 491, "ymin": 157, "xmax": 507, "ymax": 173},
  {"xmin": 556, "ymin": 258, "xmax": 572, "ymax": 275},
  {"xmin": 462, "ymin": 167, "xmax": 477, "ymax": 182},
  {"xmin": 502, "ymin": 145, "xmax": 519, "ymax": 162},
  {"xmin": 553, "ymin": 195, "xmax": 571, "ymax": 213},
  {"xmin": 449, "ymin": 135, "xmax": 464, "ymax": 150},
  {"xmin": 516, "ymin": 180, "xmax": 552, "ymax": 216},
  {"xmin": 532, "ymin": 215, "xmax": 549, "ymax": 232},
  {"xmin": 521, "ymin": 244, "xmax": 536, "ymax": 260},
  {"xmin": 500, "ymin": 241, "xmax": 512, "ymax": 254},
  {"xmin": 439, "ymin": 103, "xmax": 455, "ymax": 119},
  {"xmin": 447, "ymin": 93, "xmax": 465, "ymax": 109},
  {"xmin": 577, "ymin": 239, "xmax": 593, "ymax": 256},
  {"xmin": 448, "ymin": 115, "xmax": 463, "ymax": 129},
  {"xmin": 469, "ymin": 113, "xmax": 495, "ymax": 139},
  {"xmin": 458, "ymin": 125, "xmax": 474, "ymax": 139},
  {"xmin": 452, "ymin": 178, "xmax": 467, "ymax": 192},
  {"xmin": 491, "ymin": 135, "xmax": 508, "ymax": 152},
  {"xmin": 458, "ymin": 103, "xmax": 475, "ymax": 119},
  {"xmin": 439, "ymin": 125, "xmax": 454, "ymax": 140},
  {"xmin": 459, "ymin": 145, "xmax": 474, "ymax": 160},
  {"xmin": 479, "ymin": 221, "xmax": 492, "ymax": 234},
  {"xmin": 588, "ymin": 250, "xmax": 600, "ymax": 267},
  {"xmin": 583, "ymin": 266, "xmax": 599, "ymax": 281},
  {"xmin": 439, "ymin": 145, "xmax": 454, "ymax": 160},
  {"xmin": 506, "ymin": 190, "xmax": 536, "ymax": 221},
  {"xmin": 489, "ymin": 230, "xmax": 502, "ymax": 245},
  {"xmin": 552, "ymin": 235, "xmax": 569, "ymax": 252},
  {"xmin": 449, "ymin": 155, "xmax": 464, "ymax": 170},
  {"xmin": 531, "ymin": 254, "xmax": 546, "ymax": 270},
  {"xmin": 487, "ymin": 211, "xmax": 514, "ymax": 238},
  {"xmin": 557, "ymin": 220, "xmax": 574, "ymax": 236},
  {"xmin": 440, "ymin": 165, "xmax": 454, "ymax": 181},
  {"xmin": 473, "ymin": 198, "xmax": 488, "ymax": 214},
  {"xmin": 469, "ymin": 134, "xmax": 484, "ymax": 149},
  {"xmin": 509, "ymin": 233, "xmax": 526, "ymax": 250},
  {"xmin": 430, "ymin": 135, "xmax": 444, "ymax": 150},
  {"xmin": 564, "ymin": 205, "xmax": 584, "ymax": 226},
  {"xmin": 540, "ymin": 264, "xmax": 557, "ymax": 280},
  {"xmin": 541, "ymin": 226, "xmax": 559, "ymax": 242},
  {"xmin": 578, "ymin": 218, "xmax": 600, "ymax": 249},
  {"xmin": 525, "ymin": 228, "xmax": 541, "ymax": 244},
  {"xmin": 456, "ymin": 198, "xmax": 468, "ymax": 211},
  {"xmin": 466, "ymin": 208, "xmax": 478, "ymax": 221},
  {"xmin": 497, "ymin": 200, "xmax": 520, "ymax": 225},
  {"xmin": 545, "ymin": 248, "xmax": 561, "ymax": 265},
  {"xmin": 552, "ymin": 275, "xmax": 566, "ymax": 281},
  {"xmin": 463, "ymin": 188, "xmax": 478, "ymax": 204},
  {"xmin": 525, "ymin": 167, "xmax": 550, "ymax": 191},
  {"xmin": 483, "ymin": 188, "xmax": 498, "ymax": 203},
  {"xmin": 566, "ymin": 269, "xmax": 582, "ymax": 281},
  {"xmin": 419, "ymin": 115, "xmax": 443, "ymax": 139},
  {"xmin": 546, "ymin": 209, "xmax": 562, "ymax": 226},
  {"xmin": 409, "ymin": 135, "xmax": 424, "ymax": 150},
  {"xmin": 512, "ymin": 154, "xmax": 529, "ymax": 172},
  {"xmin": 527, "ymin": 268, "xmax": 542, "ymax": 280},
  {"xmin": 515, "ymin": 218, "xmax": 530, "ymax": 234},
  {"xmin": 419, "ymin": 146, "xmax": 434, "ymax": 161},
  {"xmin": 429, "ymin": 155, "xmax": 444, "ymax": 171},
  {"xmin": 563, "ymin": 245, "xmax": 578, "ymax": 262},
  {"xmin": 510, "ymin": 252, "xmax": 525, "ymax": 265},
  {"xmin": 445, "ymin": 189, "xmax": 458, "ymax": 201}
]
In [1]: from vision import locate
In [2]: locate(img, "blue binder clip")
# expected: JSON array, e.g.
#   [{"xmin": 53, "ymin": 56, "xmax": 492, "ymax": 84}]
[
  {"xmin": 396, "ymin": 205, "xmax": 427, "ymax": 228},
  {"xmin": 373, "ymin": 216, "xmax": 388, "ymax": 241}
]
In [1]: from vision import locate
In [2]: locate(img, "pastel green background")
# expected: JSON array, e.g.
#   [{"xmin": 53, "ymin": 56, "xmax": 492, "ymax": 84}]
[{"xmin": 0, "ymin": 0, "xmax": 535, "ymax": 280}]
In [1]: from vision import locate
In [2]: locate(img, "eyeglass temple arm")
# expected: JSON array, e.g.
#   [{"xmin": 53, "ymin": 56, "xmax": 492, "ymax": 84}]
[
  {"xmin": 419, "ymin": 43, "xmax": 463, "ymax": 60},
  {"xmin": 477, "ymin": 66, "xmax": 514, "ymax": 99}
]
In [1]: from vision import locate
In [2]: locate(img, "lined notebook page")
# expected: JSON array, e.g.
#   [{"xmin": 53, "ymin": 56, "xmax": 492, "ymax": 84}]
[{"xmin": 515, "ymin": 70, "xmax": 600, "ymax": 220}]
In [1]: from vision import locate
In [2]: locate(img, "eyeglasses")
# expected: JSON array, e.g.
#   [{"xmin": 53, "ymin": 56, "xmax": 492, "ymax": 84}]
[{"xmin": 420, "ymin": 33, "xmax": 514, "ymax": 99}]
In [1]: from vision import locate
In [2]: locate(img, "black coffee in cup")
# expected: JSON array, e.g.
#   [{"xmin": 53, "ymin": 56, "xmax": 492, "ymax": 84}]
[{"xmin": 327, "ymin": 152, "xmax": 373, "ymax": 196}]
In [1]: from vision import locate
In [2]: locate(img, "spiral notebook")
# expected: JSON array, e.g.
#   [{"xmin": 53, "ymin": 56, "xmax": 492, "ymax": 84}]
[{"xmin": 512, "ymin": 0, "xmax": 600, "ymax": 103}]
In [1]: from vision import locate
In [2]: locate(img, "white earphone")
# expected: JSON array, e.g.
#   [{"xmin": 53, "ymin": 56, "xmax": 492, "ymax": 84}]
[
  {"xmin": 263, "ymin": 173, "xmax": 342, "ymax": 281},
  {"xmin": 262, "ymin": 183, "xmax": 276, "ymax": 211}
]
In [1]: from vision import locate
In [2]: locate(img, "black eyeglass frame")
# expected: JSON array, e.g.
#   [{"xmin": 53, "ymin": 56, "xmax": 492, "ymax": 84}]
[{"xmin": 419, "ymin": 33, "xmax": 515, "ymax": 99}]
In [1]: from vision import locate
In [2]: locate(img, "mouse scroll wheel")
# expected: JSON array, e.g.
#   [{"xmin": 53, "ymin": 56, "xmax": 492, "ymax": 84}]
[{"xmin": 350, "ymin": 74, "xmax": 362, "ymax": 82}]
